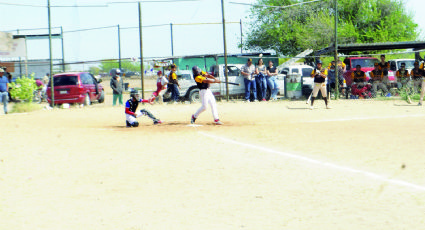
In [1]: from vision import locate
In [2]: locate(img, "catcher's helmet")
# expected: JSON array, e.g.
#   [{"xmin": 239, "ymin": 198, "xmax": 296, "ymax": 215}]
[{"xmin": 130, "ymin": 89, "xmax": 139, "ymax": 100}]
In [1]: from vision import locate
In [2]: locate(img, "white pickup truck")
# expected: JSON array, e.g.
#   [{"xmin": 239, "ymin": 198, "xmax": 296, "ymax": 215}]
[{"xmin": 163, "ymin": 64, "xmax": 285, "ymax": 102}]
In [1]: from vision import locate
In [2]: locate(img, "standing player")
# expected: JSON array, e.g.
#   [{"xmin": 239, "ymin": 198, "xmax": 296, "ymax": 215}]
[
  {"xmin": 190, "ymin": 66, "xmax": 223, "ymax": 125},
  {"xmin": 370, "ymin": 62, "xmax": 388, "ymax": 97},
  {"xmin": 149, "ymin": 70, "xmax": 168, "ymax": 103},
  {"xmin": 168, "ymin": 64, "xmax": 180, "ymax": 104},
  {"xmin": 378, "ymin": 55, "xmax": 390, "ymax": 86},
  {"xmin": 125, "ymin": 90, "xmax": 162, "ymax": 127},
  {"xmin": 310, "ymin": 60, "xmax": 330, "ymax": 110}
]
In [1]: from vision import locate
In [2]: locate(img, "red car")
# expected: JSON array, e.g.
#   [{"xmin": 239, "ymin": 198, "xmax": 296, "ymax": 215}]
[{"xmin": 46, "ymin": 72, "xmax": 105, "ymax": 106}]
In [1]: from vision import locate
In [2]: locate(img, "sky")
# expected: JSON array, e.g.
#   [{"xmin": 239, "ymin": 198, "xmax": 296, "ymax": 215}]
[{"xmin": 1, "ymin": 0, "xmax": 425, "ymax": 66}]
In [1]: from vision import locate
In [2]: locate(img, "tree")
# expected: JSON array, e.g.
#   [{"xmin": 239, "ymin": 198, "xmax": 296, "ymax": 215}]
[{"xmin": 244, "ymin": 0, "xmax": 418, "ymax": 56}]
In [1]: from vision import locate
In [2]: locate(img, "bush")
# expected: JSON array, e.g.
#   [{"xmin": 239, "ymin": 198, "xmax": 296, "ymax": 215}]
[{"xmin": 9, "ymin": 74, "xmax": 37, "ymax": 103}]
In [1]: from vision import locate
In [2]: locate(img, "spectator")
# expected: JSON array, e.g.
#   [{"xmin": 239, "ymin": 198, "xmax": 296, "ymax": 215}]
[
  {"xmin": 168, "ymin": 64, "xmax": 180, "ymax": 104},
  {"xmin": 110, "ymin": 69, "xmax": 123, "ymax": 106},
  {"xmin": 42, "ymin": 73, "xmax": 50, "ymax": 94},
  {"xmin": 410, "ymin": 61, "xmax": 424, "ymax": 93},
  {"xmin": 370, "ymin": 62, "xmax": 389, "ymax": 97},
  {"xmin": 241, "ymin": 58, "xmax": 257, "ymax": 102},
  {"xmin": 327, "ymin": 60, "xmax": 345, "ymax": 96},
  {"xmin": 0, "ymin": 68, "xmax": 9, "ymax": 114},
  {"xmin": 255, "ymin": 58, "xmax": 267, "ymax": 101},
  {"xmin": 266, "ymin": 60, "xmax": 279, "ymax": 100}
]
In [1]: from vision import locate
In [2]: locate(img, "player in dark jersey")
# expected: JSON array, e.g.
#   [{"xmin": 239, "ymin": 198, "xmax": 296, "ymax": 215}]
[{"xmin": 125, "ymin": 90, "xmax": 161, "ymax": 127}]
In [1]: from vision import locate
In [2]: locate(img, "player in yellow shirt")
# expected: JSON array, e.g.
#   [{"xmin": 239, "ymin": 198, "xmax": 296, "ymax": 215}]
[
  {"xmin": 168, "ymin": 64, "xmax": 180, "ymax": 104},
  {"xmin": 309, "ymin": 60, "xmax": 330, "ymax": 109},
  {"xmin": 370, "ymin": 63, "xmax": 388, "ymax": 97},
  {"xmin": 190, "ymin": 66, "xmax": 223, "ymax": 125},
  {"xmin": 411, "ymin": 61, "xmax": 424, "ymax": 93},
  {"xmin": 350, "ymin": 65, "xmax": 372, "ymax": 98},
  {"xmin": 396, "ymin": 62, "xmax": 411, "ymax": 88}
]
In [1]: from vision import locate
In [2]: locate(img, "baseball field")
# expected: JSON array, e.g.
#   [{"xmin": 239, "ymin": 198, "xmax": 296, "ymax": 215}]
[{"xmin": 1, "ymin": 93, "xmax": 425, "ymax": 229}]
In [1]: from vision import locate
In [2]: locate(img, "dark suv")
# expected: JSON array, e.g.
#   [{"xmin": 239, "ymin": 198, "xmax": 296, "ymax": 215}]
[{"xmin": 46, "ymin": 72, "xmax": 105, "ymax": 106}]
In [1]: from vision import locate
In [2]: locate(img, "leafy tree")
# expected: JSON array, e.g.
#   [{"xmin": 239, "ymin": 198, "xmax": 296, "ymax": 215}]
[
  {"xmin": 99, "ymin": 59, "xmax": 149, "ymax": 74},
  {"xmin": 244, "ymin": 0, "xmax": 418, "ymax": 56}
]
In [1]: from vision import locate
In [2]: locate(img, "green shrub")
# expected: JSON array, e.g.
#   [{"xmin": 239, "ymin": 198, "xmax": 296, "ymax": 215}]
[{"xmin": 9, "ymin": 73, "xmax": 37, "ymax": 103}]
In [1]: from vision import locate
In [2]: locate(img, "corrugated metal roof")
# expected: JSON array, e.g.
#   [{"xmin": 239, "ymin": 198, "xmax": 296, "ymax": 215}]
[{"xmin": 316, "ymin": 41, "xmax": 425, "ymax": 55}]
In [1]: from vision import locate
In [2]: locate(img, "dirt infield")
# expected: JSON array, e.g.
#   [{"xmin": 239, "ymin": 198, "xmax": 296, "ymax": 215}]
[{"xmin": 1, "ymin": 98, "xmax": 425, "ymax": 230}]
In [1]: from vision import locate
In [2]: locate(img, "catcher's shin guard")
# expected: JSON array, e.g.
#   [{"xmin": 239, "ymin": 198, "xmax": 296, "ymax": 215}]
[{"xmin": 140, "ymin": 109, "xmax": 157, "ymax": 121}]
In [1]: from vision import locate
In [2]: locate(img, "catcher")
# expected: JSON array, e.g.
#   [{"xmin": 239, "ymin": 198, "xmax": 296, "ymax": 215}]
[{"xmin": 125, "ymin": 90, "xmax": 161, "ymax": 127}]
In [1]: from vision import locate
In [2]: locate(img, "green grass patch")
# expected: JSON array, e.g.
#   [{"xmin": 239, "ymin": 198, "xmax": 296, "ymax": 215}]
[{"xmin": 10, "ymin": 103, "xmax": 43, "ymax": 113}]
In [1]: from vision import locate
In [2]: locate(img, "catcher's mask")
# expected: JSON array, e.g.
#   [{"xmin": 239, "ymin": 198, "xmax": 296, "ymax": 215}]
[{"xmin": 130, "ymin": 90, "xmax": 139, "ymax": 100}]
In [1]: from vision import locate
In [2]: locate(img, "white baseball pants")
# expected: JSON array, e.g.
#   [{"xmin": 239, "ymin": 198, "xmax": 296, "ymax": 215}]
[
  {"xmin": 312, "ymin": 83, "xmax": 327, "ymax": 97},
  {"xmin": 194, "ymin": 88, "xmax": 219, "ymax": 120}
]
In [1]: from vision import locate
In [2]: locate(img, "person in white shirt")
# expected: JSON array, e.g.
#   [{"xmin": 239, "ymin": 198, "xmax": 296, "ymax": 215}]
[{"xmin": 241, "ymin": 58, "xmax": 257, "ymax": 102}]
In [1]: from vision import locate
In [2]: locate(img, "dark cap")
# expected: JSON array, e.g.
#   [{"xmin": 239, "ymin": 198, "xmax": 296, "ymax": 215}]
[
  {"xmin": 401, "ymin": 63, "xmax": 406, "ymax": 67},
  {"xmin": 247, "ymin": 58, "xmax": 252, "ymax": 62},
  {"xmin": 170, "ymin": 64, "xmax": 177, "ymax": 68}
]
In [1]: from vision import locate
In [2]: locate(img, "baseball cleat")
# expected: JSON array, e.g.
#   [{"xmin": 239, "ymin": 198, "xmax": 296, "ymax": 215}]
[
  {"xmin": 214, "ymin": 119, "xmax": 223, "ymax": 125},
  {"xmin": 309, "ymin": 106, "xmax": 314, "ymax": 110},
  {"xmin": 191, "ymin": 115, "xmax": 197, "ymax": 124},
  {"xmin": 326, "ymin": 105, "xmax": 332, "ymax": 109},
  {"xmin": 126, "ymin": 121, "xmax": 131, "ymax": 127},
  {"xmin": 153, "ymin": 120, "xmax": 162, "ymax": 125},
  {"xmin": 419, "ymin": 102, "xmax": 422, "ymax": 106}
]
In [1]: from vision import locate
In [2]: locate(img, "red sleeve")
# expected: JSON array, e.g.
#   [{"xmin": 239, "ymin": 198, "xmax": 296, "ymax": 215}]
[
  {"xmin": 141, "ymin": 99, "xmax": 150, "ymax": 103},
  {"xmin": 125, "ymin": 107, "xmax": 135, "ymax": 116}
]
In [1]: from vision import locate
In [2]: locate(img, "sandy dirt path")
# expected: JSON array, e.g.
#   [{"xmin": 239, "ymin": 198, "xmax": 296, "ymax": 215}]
[{"xmin": 1, "ymin": 99, "xmax": 425, "ymax": 230}]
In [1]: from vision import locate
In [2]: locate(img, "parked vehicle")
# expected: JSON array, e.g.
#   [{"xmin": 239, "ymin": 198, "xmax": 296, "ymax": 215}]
[
  {"xmin": 46, "ymin": 72, "xmax": 105, "ymax": 106},
  {"xmin": 388, "ymin": 59, "xmax": 415, "ymax": 72},
  {"xmin": 163, "ymin": 64, "xmax": 285, "ymax": 102},
  {"xmin": 279, "ymin": 64, "xmax": 315, "ymax": 96}
]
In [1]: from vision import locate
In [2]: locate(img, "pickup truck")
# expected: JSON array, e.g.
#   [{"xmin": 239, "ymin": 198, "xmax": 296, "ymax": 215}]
[{"xmin": 163, "ymin": 64, "xmax": 285, "ymax": 102}]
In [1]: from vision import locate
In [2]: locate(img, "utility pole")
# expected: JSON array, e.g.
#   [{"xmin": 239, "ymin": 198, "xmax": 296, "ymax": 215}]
[
  {"xmin": 48, "ymin": 0, "xmax": 54, "ymax": 105},
  {"xmin": 221, "ymin": 0, "xmax": 229, "ymax": 101},
  {"xmin": 334, "ymin": 0, "xmax": 339, "ymax": 99},
  {"xmin": 138, "ymin": 2, "xmax": 145, "ymax": 99},
  {"xmin": 61, "ymin": 26, "xmax": 65, "ymax": 72}
]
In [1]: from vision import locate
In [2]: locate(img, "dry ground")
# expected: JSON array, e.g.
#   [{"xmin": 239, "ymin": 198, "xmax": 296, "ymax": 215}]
[{"xmin": 1, "ymin": 96, "xmax": 425, "ymax": 230}]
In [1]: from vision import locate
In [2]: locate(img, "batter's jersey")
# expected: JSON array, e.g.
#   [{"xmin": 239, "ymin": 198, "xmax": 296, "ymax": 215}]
[
  {"xmin": 194, "ymin": 71, "xmax": 209, "ymax": 89},
  {"xmin": 311, "ymin": 68, "xmax": 328, "ymax": 83}
]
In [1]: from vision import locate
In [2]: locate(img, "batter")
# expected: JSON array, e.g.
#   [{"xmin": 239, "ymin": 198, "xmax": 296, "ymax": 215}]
[{"xmin": 190, "ymin": 66, "xmax": 223, "ymax": 125}]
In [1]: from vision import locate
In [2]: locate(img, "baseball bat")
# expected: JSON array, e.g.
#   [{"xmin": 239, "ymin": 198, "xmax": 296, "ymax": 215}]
[{"xmin": 221, "ymin": 82, "xmax": 240, "ymax": 86}]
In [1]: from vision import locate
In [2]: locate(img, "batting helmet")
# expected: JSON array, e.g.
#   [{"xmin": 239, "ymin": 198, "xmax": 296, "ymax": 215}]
[{"xmin": 192, "ymin": 66, "xmax": 201, "ymax": 77}]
